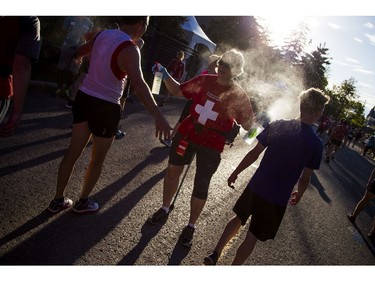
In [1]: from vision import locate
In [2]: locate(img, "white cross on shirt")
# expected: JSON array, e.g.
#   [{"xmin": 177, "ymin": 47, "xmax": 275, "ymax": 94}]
[{"xmin": 194, "ymin": 100, "xmax": 219, "ymax": 125}]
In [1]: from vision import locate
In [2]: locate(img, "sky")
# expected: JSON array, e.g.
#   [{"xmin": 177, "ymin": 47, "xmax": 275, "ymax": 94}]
[{"xmin": 257, "ymin": 15, "xmax": 375, "ymax": 116}]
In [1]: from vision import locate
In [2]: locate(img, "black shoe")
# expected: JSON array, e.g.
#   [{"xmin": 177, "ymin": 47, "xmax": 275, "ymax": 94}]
[
  {"xmin": 204, "ymin": 251, "xmax": 219, "ymax": 265},
  {"xmin": 115, "ymin": 130, "xmax": 126, "ymax": 140},
  {"xmin": 180, "ymin": 225, "xmax": 195, "ymax": 248},
  {"xmin": 147, "ymin": 208, "xmax": 169, "ymax": 225}
]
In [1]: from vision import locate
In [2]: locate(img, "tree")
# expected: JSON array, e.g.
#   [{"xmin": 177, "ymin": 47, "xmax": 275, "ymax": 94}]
[
  {"xmin": 325, "ymin": 78, "xmax": 365, "ymax": 126},
  {"xmin": 281, "ymin": 21, "xmax": 310, "ymax": 64},
  {"xmin": 301, "ymin": 43, "xmax": 331, "ymax": 89}
]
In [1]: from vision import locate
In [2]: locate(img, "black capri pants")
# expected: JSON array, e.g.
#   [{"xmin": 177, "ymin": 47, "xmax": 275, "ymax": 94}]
[{"xmin": 169, "ymin": 132, "xmax": 221, "ymax": 200}]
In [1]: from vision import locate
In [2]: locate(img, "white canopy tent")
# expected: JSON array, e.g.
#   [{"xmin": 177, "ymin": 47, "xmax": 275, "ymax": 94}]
[{"xmin": 181, "ymin": 16, "xmax": 216, "ymax": 53}]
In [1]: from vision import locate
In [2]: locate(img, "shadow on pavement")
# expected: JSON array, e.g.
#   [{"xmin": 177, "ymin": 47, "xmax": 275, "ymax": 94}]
[
  {"xmin": 117, "ymin": 221, "xmax": 165, "ymax": 265},
  {"xmin": 167, "ymin": 235, "xmax": 191, "ymax": 265},
  {"xmin": 311, "ymin": 172, "xmax": 332, "ymax": 203},
  {"xmin": 0, "ymin": 210, "xmax": 54, "ymax": 247},
  {"xmin": 0, "ymin": 148, "xmax": 168, "ymax": 265}
]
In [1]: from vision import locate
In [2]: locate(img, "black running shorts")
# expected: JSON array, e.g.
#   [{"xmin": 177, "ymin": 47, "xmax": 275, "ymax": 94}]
[
  {"xmin": 233, "ymin": 187, "xmax": 286, "ymax": 241},
  {"xmin": 72, "ymin": 90, "xmax": 121, "ymax": 138}
]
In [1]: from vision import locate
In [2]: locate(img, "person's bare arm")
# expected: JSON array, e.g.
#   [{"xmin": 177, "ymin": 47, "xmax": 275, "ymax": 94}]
[
  {"xmin": 228, "ymin": 142, "xmax": 265, "ymax": 188},
  {"xmin": 120, "ymin": 45, "xmax": 171, "ymax": 139},
  {"xmin": 289, "ymin": 167, "xmax": 314, "ymax": 205},
  {"xmin": 0, "ymin": 55, "xmax": 31, "ymax": 137}
]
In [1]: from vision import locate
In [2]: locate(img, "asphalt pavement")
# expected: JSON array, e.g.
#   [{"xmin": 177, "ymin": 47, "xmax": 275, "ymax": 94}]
[{"xmin": 0, "ymin": 82, "xmax": 374, "ymax": 276}]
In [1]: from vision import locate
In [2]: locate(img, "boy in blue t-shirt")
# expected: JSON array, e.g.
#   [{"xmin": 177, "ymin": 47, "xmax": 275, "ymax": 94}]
[{"xmin": 204, "ymin": 88, "xmax": 330, "ymax": 265}]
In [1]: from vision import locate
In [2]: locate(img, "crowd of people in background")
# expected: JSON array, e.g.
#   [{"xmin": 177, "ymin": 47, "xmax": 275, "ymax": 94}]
[
  {"xmin": 316, "ymin": 114, "xmax": 375, "ymax": 161},
  {"xmin": 1, "ymin": 16, "xmax": 375, "ymax": 266}
]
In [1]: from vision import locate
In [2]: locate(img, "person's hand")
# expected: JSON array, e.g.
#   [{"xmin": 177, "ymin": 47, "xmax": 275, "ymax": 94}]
[
  {"xmin": 0, "ymin": 112, "xmax": 21, "ymax": 137},
  {"xmin": 227, "ymin": 172, "xmax": 238, "ymax": 189},
  {"xmin": 289, "ymin": 191, "xmax": 300, "ymax": 205},
  {"xmin": 152, "ymin": 63, "xmax": 168, "ymax": 80},
  {"xmin": 154, "ymin": 114, "xmax": 172, "ymax": 140}
]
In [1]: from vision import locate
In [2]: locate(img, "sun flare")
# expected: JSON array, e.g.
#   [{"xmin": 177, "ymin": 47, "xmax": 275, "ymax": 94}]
[{"xmin": 256, "ymin": 15, "xmax": 309, "ymax": 47}]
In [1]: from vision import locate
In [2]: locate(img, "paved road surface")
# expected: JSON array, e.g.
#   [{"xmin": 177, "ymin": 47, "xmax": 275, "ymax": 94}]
[{"xmin": 1, "ymin": 84, "xmax": 374, "ymax": 275}]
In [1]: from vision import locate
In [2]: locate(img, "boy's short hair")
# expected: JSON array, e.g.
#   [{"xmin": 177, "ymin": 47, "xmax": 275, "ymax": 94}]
[{"xmin": 299, "ymin": 88, "xmax": 330, "ymax": 114}]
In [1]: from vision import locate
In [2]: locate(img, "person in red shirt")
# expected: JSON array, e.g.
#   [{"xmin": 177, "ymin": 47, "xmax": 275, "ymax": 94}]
[
  {"xmin": 148, "ymin": 49, "xmax": 254, "ymax": 248},
  {"xmin": 158, "ymin": 50, "xmax": 185, "ymax": 106},
  {"xmin": 325, "ymin": 119, "xmax": 349, "ymax": 163}
]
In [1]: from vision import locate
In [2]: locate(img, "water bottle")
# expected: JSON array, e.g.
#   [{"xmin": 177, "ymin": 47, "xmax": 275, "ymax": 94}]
[
  {"xmin": 243, "ymin": 124, "xmax": 263, "ymax": 145},
  {"xmin": 151, "ymin": 63, "xmax": 163, "ymax": 95}
]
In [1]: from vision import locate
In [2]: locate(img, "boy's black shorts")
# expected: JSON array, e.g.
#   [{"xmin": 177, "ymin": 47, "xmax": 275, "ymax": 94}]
[{"xmin": 233, "ymin": 186, "xmax": 286, "ymax": 241}]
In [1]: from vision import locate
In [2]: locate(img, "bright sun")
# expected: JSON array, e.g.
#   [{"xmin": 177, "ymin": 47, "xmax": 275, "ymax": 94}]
[{"xmin": 256, "ymin": 15, "xmax": 309, "ymax": 47}]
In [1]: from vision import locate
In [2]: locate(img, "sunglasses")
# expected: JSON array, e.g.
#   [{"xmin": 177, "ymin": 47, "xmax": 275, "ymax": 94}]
[{"xmin": 218, "ymin": 60, "xmax": 231, "ymax": 69}]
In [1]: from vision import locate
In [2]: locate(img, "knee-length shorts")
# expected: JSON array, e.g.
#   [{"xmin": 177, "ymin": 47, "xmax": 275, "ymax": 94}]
[{"xmin": 233, "ymin": 186, "xmax": 286, "ymax": 241}]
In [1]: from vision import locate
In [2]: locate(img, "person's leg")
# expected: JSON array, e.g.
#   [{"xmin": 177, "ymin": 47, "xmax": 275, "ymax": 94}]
[
  {"xmin": 188, "ymin": 149, "xmax": 221, "ymax": 225},
  {"xmin": 54, "ymin": 122, "xmax": 91, "ymax": 199},
  {"xmin": 79, "ymin": 134, "xmax": 114, "ymax": 199},
  {"xmin": 162, "ymin": 164, "xmax": 185, "ymax": 207},
  {"xmin": 213, "ymin": 215, "xmax": 242, "ymax": 255},
  {"xmin": 232, "ymin": 230, "xmax": 258, "ymax": 265},
  {"xmin": 188, "ymin": 197, "xmax": 206, "ymax": 226},
  {"xmin": 349, "ymin": 190, "xmax": 375, "ymax": 220}
]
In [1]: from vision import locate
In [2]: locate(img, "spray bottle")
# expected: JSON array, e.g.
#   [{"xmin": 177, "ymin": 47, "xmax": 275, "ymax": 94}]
[
  {"xmin": 243, "ymin": 110, "xmax": 270, "ymax": 145},
  {"xmin": 151, "ymin": 62, "xmax": 163, "ymax": 95},
  {"xmin": 243, "ymin": 125, "xmax": 264, "ymax": 145}
]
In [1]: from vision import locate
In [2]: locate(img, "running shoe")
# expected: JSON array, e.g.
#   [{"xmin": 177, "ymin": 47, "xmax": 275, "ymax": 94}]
[
  {"xmin": 48, "ymin": 197, "xmax": 73, "ymax": 213},
  {"xmin": 180, "ymin": 225, "xmax": 195, "ymax": 248},
  {"xmin": 147, "ymin": 208, "xmax": 169, "ymax": 225},
  {"xmin": 72, "ymin": 198, "xmax": 99, "ymax": 214}
]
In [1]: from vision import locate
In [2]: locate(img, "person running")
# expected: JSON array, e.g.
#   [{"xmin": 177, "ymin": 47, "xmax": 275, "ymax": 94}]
[
  {"xmin": 348, "ymin": 167, "xmax": 375, "ymax": 240},
  {"xmin": 47, "ymin": 16, "xmax": 171, "ymax": 214},
  {"xmin": 325, "ymin": 119, "xmax": 349, "ymax": 163},
  {"xmin": 203, "ymin": 88, "xmax": 330, "ymax": 265},
  {"xmin": 148, "ymin": 49, "xmax": 254, "ymax": 248}
]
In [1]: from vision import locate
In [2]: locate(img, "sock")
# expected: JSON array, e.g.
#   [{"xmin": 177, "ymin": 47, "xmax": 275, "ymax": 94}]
[
  {"xmin": 161, "ymin": 206, "xmax": 169, "ymax": 213},
  {"xmin": 79, "ymin": 198, "xmax": 88, "ymax": 204},
  {"xmin": 54, "ymin": 198, "xmax": 64, "ymax": 203},
  {"xmin": 188, "ymin": 223, "xmax": 196, "ymax": 229}
]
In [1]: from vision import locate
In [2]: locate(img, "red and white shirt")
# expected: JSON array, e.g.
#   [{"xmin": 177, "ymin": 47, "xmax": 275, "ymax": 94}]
[{"xmin": 178, "ymin": 74, "xmax": 253, "ymax": 152}]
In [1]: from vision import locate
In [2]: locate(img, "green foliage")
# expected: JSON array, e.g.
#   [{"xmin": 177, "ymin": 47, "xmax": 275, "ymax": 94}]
[
  {"xmin": 301, "ymin": 44, "xmax": 331, "ymax": 89},
  {"xmin": 324, "ymin": 78, "xmax": 365, "ymax": 126}
]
